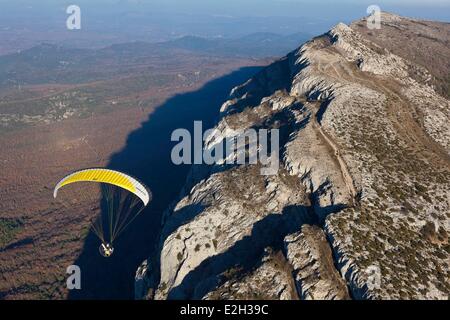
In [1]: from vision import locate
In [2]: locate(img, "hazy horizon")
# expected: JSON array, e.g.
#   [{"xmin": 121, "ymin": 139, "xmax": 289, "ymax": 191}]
[{"xmin": 0, "ymin": 0, "xmax": 449, "ymax": 53}]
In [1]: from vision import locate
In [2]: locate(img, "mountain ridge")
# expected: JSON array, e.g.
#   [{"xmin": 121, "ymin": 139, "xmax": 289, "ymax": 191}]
[{"xmin": 135, "ymin": 12, "xmax": 449, "ymax": 300}]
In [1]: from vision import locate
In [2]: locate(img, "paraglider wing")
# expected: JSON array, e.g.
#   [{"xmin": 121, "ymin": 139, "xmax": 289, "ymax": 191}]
[
  {"xmin": 53, "ymin": 168, "xmax": 152, "ymax": 254},
  {"xmin": 53, "ymin": 168, "xmax": 150, "ymax": 205}
]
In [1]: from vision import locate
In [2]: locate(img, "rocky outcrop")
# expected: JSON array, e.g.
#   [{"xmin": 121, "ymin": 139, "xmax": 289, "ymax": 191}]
[
  {"xmin": 137, "ymin": 12, "xmax": 450, "ymax": 300},
  {"xmin": 204, "ymin": 249, "xmax": 299, "ymax": 300},
  {"xmin": 285, "ymin": 225, "xmax": 350, "ymax": 300}
]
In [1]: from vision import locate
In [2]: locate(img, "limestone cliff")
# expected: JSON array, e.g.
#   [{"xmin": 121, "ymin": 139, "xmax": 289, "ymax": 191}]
[{"xmin": 136, "ymin": 12, "xmax": 449, "ymax": 300}]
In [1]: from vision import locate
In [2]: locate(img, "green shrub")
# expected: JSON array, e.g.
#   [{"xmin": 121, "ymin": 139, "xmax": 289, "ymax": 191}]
[{"xmin": 0, "ymin": 218, "xmax": 24, "ymax": 248}]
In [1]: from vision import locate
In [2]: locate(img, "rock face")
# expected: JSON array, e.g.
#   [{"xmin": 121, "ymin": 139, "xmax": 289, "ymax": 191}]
[
  {"xmin": 136, "ymin": 12, "xmax": 450, "ymax": 300},
  {"xmin": 285, "ymin": 225, "xmax": 350, "ymax": 300}
]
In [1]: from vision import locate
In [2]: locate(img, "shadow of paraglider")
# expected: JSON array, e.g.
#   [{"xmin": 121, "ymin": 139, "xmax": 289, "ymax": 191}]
[{"xmin": 68, "ymin": 66, "xmax": 263, "ymax": 299}]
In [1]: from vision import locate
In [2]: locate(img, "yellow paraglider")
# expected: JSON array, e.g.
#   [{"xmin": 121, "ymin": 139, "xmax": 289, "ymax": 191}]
[{"xmin": 54, "ymin": 168, "xmax": 151, "ymax": 257}]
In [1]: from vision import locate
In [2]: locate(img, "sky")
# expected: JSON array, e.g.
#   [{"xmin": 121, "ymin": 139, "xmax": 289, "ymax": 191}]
[
  {"xmin": 134, "ymin": 0, "xmax": 450, "ymax": 19},
  {"xmin": 0, "ymin": 0, "xmax": 449, "ymax": 49},
  {"xmin": 2, "ymin": 0, "xmax": 449, "ymax": 21}
]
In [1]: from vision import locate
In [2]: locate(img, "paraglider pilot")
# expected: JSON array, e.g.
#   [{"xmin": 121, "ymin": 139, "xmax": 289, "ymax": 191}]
[{"xmin": 99, "ymin": 243, "xmax": 114, "ymax": 258}]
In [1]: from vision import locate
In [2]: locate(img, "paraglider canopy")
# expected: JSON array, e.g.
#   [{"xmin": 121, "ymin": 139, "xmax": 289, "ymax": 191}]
[
  {"xmin": 54, "ymin": 168, "xmax": 151, "ymax": 257},
  {"xmin": 54, "ymin": 168, "xmax": 150, "ymax": 206}
]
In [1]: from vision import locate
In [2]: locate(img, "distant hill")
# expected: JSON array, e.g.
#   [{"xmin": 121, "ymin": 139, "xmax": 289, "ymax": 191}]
[
  {"xmin": 0, "ymin": 33, "xmax": 310, "ymax": 88},
  {"xmin": 161, "ymin": 32, "xmax": 311, "ymax": 57}
]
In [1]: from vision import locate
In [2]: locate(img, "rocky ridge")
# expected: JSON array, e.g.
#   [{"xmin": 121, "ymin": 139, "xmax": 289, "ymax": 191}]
[{"xmin": 136, "ymin": 12, "xmax": 449, "ymax": 300}]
